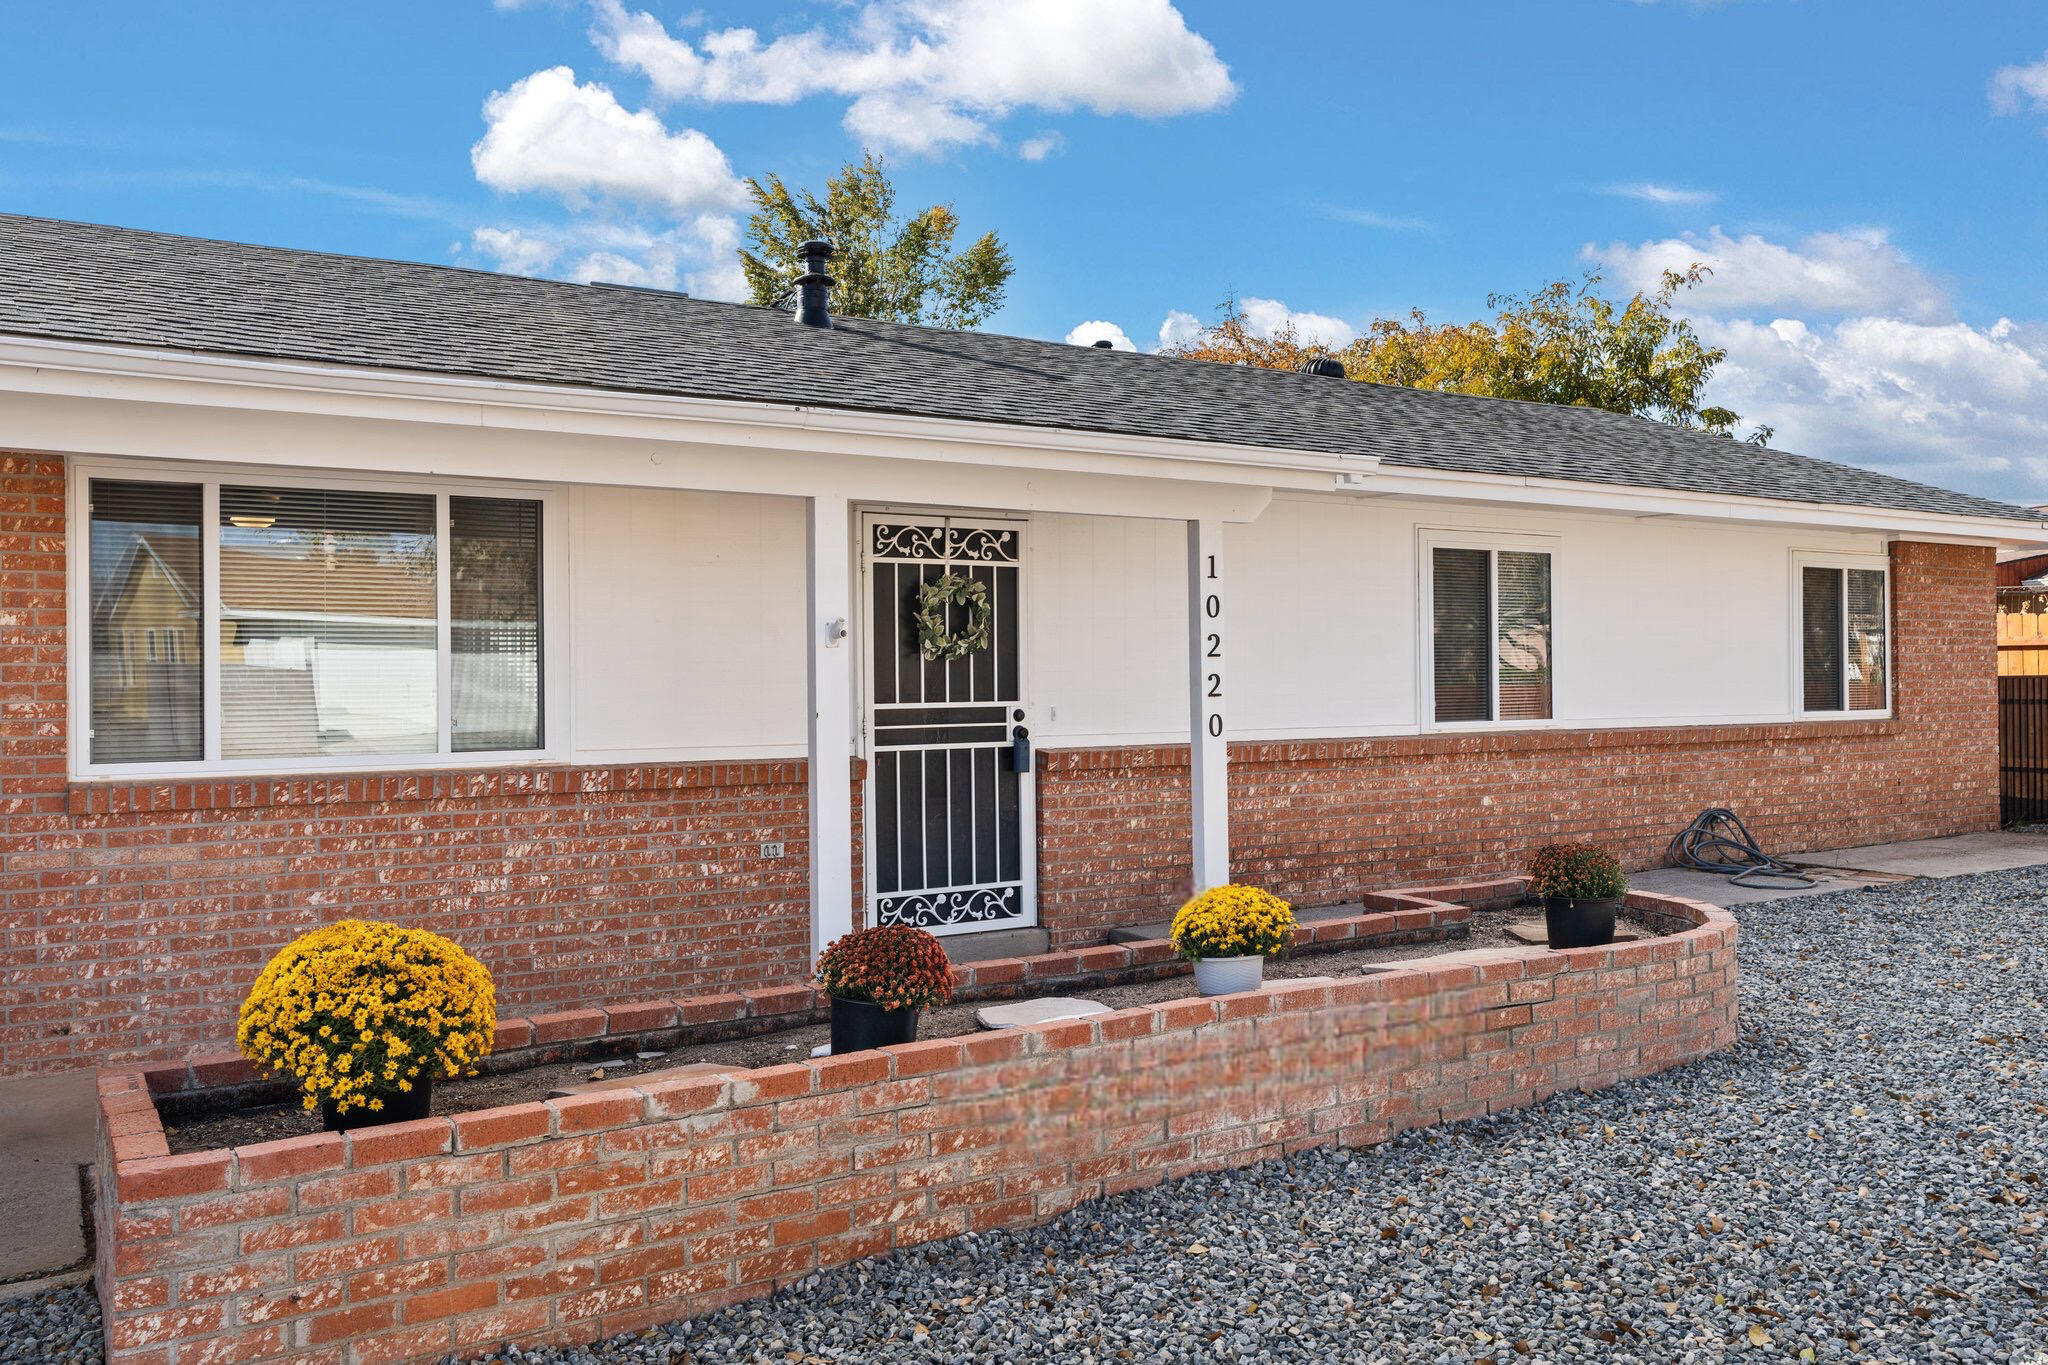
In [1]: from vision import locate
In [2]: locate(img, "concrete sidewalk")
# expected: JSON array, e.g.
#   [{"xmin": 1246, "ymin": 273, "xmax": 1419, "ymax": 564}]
[
  {"xmin": 1635, "ymin": 827, "xmax": 2048, "ymax": 907},
  {"xmin": 1791, "ymin": 829, "xmax": 2048, "ymax": 878},
  {"xmin": 0, "ymin": 1070, "xmax": 95, "ymax": 1294},
  {"xmin": 1627, "ymin": 863, "xmax": 1889, "ymax": 905}
]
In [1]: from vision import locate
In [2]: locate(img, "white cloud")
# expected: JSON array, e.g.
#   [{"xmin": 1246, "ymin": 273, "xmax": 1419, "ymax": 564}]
[
  {"xmin": 588, "ymin": 0, "xmax": 1235, "ymax": 155},
  {"xmin": 468, "ymin": 66, "xmax": 749, "ymax": 299},
  {"xmin": 1991, "ymin": 51, "xmax": 2048, "ymax": 115},
  {"xmin": 1017, "ymin": 132, "xmax": 1064, "ymax": 161},
  {"xmin": 1237, "ymin": 296, "xmax": 1357, "ymax": 348},
  {"xmin": 1584, "ymin": 226, "xmax": 1950, "ymax": 323},
  {"xmin": 1318, "ymin": 204, "xmax": 1430, "ymax": 232},
  {"xmin": 1602, "ymin": 181, "xmax": 1717, "ymax": 206},
  {"xmin": 842, "ymin": 92, "xmax": 994, "ymax": 156},
  {"xmin": 1064, "ymin": 320, "xmax": 1135, "ymax": 350},
  {"xmin": 471, "ymin": 65, "xmax": 746, "ymax": 216},
  {"xmin": 1697, "ymin": 313, "xmax": 2048, "ymax": 501},
  {"xmin": 1152, "ymin": 297, "xmax": 1357, "ymax": 353},
  {"xmin": 466, "ymin": 214, "xmax": 747, "ymax": 300},
  {"xmin": 1157, "ymin": 309, "xmax": 1204, "ymax": 351}
]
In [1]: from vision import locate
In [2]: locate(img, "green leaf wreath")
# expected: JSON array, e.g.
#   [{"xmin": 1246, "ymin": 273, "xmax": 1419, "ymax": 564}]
[{"xmin": 914, "ymin": 572, "xmax": 992, "ymax": 663}]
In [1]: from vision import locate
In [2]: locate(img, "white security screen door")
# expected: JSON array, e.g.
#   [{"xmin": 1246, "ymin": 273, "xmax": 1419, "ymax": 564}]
[{"xmin": 862, "ymin": 515, "xmax": 1035, "ymax": 936}]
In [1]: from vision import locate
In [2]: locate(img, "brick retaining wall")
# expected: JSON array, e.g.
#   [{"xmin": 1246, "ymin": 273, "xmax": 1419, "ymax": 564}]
[{"xmin": 91, "ymin": 888, "xmax": 1737, "ymax": 1365}]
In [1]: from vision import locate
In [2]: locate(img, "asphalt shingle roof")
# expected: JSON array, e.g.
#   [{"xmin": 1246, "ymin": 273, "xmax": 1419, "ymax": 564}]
[{"xmin": 0, "ymin": 212, "xmax": 2033, "ymax": 524}]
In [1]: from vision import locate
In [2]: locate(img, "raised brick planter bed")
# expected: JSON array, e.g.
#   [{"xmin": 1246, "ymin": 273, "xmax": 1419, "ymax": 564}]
[
  {"xmin": 92, "ymin": 886, "xmax": 1733, "ymax": 1364},
  {"xmin": 141, "ymin": 889, "xmax": 1481, "ymax": 1117}
]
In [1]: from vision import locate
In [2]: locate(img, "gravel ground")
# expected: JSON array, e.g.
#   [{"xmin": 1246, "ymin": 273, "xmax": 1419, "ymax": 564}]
[
  {"xmin": 7, "ymin": 871, "xmax": 2043, "ymax": 1362},
  {"xmin": 0, "ymin": 1284, "xmax": 99, "ymax": 1364}
]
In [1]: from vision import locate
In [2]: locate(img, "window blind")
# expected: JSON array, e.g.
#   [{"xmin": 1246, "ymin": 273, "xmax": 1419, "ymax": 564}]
[
  {"xmin": 89, "ymin": 479, "xmax": 203, "ymax": 763},
  {"xmin": 1496, "ymin": 550, "xmax": 1553, "ymax": 721},
  {"xmin": 1432, "ymin": 547, "xmax": 1492, "ymax": 723},
  {"xmin": 219, "ymin": 486, "xmax": 438, "ymax": 758},
  {"xmin": 1801, "ymin": 565, "xmax": 1845, "ymax": 712},
  {"xmin": 450, "ymin": 496, "xmax": 543, "ymax": 752},
  {"xmin": 1845, "ymin": 568, "xmax": 1887, "ymax": 711}
]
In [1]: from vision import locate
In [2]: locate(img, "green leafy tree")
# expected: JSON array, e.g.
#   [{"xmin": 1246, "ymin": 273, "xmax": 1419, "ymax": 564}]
[
  {"xmin": 739, "ymin": 153, "xmax": 1013, "ymax": 329},
  {"xmin": 1166, "ymin": 266, "xmax": 1770, "ymax": 443}
]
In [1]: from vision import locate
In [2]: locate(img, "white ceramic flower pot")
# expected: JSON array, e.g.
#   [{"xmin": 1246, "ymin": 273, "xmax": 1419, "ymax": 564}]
[{"xmin": 1193, "ymin": 954, "xmax": 1263, "ymax": 996}]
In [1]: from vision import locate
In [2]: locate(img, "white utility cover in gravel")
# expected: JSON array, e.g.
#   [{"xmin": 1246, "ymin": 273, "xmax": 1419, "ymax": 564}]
[{"xmin": 972, "ymin": 997, "xmax": 1112, "ymax": 1030}]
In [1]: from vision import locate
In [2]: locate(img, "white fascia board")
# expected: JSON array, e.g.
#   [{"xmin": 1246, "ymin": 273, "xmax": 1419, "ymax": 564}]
[
  {"xmin": 1357, "ymin": 463, "xmax": 2047, "ymax": 546},
  {"xmin": 17, "ymin": 392, "xmax": 1277, "ymax": 523},
  {"xmin": 0, "ymin": 335, "xmax": 1368, "ymax": 492}
]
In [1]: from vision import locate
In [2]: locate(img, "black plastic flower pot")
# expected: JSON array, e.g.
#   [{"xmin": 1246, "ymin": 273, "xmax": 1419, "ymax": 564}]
[
  {"xmin": 320, "ymin": 1076, "xmax": 433, "ymax": 1133},
  {"xmin": 829, "ymin": 996, "xmax": 919, "ymax": 1055},
  {"xmin": 1543, "ymin": 896, "xmax": 1619, "ymax": 949}
]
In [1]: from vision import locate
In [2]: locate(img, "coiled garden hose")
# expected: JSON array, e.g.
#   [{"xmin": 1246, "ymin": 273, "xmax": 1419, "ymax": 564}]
[{"xmin": 1667, "ymin": 807, "xmax": 1818, "ymax": 889}]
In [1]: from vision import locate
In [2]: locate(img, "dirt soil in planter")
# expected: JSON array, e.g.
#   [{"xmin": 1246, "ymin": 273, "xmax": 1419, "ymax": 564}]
[{"xmin": 163, "ymin": 909, "xmax": 1665, "ymax": 1154}]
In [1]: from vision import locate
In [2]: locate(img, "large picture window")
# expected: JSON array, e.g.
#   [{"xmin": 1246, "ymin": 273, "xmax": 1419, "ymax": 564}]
[
  {"xmin": 81, "ymin": 471, "xmax": 549, "ymax": 772},
  {"xmin": 1429, "ymin": 542, "xmax": 1554, "ymax": 724},
  {"xmin": 1800, "ymin": 562, "xmax": 1888, "ymax": 714}
]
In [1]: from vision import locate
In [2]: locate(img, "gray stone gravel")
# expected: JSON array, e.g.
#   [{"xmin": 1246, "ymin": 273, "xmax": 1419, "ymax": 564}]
[
  {"xmin": 0, "ymin": 1284, "xmax": 99, "ymax": 1364},
  {"xmin": 7, "ymin": 871, "xmax": 2044, "ymax": 1362}
]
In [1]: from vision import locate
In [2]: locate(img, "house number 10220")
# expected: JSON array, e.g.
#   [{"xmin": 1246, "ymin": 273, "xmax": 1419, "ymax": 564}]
[{"xmin": 1203, "ymin": 553, "xmax": 1223, "ymax": 738}]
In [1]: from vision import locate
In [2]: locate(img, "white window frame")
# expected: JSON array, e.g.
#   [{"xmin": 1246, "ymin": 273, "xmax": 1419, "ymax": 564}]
[
  {"xmin": 1417, "ymin": 529, "xmax": 1562, "ymax": 731},
  {"xmin": 68, "ymin": 457, "xmax": 569, "ymax": 779},
  {"xmin": 1790, "ymin": 550, "xmax": 1892, "ymax": 720}
]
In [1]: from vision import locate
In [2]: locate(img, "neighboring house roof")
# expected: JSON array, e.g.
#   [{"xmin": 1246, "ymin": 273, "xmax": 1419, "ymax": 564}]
[
  {"xmin": 91, "ymin": 532, "xmax": 199, "ymax": 626},
  {"xmin": 216, "ymin": 546, "xmax": 435, "ymax": 622},
  {"xmin": 0, "ymin": 212, "xmax": 2034, "ymax": 525},
  {"xmin": 97, "ymin": 531, "xmax": 433, "ymax": 623}
]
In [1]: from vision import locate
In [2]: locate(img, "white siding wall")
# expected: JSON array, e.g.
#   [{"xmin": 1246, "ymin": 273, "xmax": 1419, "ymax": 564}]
[
  {"xmin": 560, "ymin": 488, "xmax": 1891, "ymax": 761},
  {"xmin": 570, "ymin": 486, "xmax": 807, "ymax": 760},
  {"xmin": 1028, "ymin": 495, "xmax": 1888, "ymax": 745},
  {"xmin": 1028, "ymin": 512, "xmax": 1187, "ymax": 745}
]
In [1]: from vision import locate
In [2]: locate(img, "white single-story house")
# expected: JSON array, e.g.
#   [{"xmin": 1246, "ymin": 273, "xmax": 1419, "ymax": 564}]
[{"xmin": 0, "ymin": 214, "xmax": 2039, "ymax": 1076}]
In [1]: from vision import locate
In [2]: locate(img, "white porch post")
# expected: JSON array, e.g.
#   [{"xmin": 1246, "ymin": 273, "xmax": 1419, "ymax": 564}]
[
  {"xmin": 807, "ymin": 495, "xmax": 855, "ymax": 958},
  {"xmin": 1187, "ymin": 518, "xmax": 1230, "ymax": 890}
]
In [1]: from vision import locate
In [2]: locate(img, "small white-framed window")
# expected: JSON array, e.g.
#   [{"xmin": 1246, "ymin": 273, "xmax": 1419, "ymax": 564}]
[
  {"xmin": 1795, "ymin": 554, "xmax": 1890, "ymax": 716},
  {"xmin": 1422, "ymin": 533, "xmax": 1557, "ymax": 726},
  {"xmin": 73, "ymin": 461, "xmax": 563, "ymax": 777}
]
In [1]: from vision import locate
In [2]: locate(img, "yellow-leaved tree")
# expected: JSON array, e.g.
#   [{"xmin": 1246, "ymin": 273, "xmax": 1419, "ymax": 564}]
[{"xmin": 1164, "ymin": 266, "xmax": 1771, "ymax": 444}]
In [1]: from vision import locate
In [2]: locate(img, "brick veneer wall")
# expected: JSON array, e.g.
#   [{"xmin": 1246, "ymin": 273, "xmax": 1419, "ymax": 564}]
[
  {"xmin": 0, "ymin": 450, "xmax": 1992, "ymax": 1072},
  {"xmin": 91, "ymin": 890, "xmax": 1738, "ymax": 1365},
  {"xmin": 0, "ymin": 456, "xmax": 860, "ymax": 1077},
  {"xmin": 1037, "ymin": 539, "xmax": 1997, "ymax": 947}
]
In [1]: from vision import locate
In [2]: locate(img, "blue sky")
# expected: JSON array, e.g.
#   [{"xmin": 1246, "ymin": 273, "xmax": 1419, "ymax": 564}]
[{"xmin": 3, "ymin": 1, "xmax": 2046, "ymax": 499}]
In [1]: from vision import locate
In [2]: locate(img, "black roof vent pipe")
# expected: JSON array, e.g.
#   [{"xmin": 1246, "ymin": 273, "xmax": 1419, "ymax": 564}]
[
  {"xmin": 794, "ymin": 239, "xmax": 835, "ymax": 328},
  {"xmin": 1298, "ymin": 355, "xmax": 1346, "ymax": 378}
]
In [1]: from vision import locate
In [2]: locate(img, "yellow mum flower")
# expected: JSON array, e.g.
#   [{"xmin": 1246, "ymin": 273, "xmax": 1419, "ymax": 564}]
[
  {"xmin": 1169, "ymin": 884, "xmax": 1295, "ymax": 962},
  {"xmin": 235, "ymin": 919, "xmax": 496, "ymax": 1117}
]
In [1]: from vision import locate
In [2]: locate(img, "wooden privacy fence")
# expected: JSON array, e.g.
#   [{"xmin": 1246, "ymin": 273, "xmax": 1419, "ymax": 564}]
[{"xmin": 1999, "ymin": 675, "xmax": 2048, "ymax": 823}]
